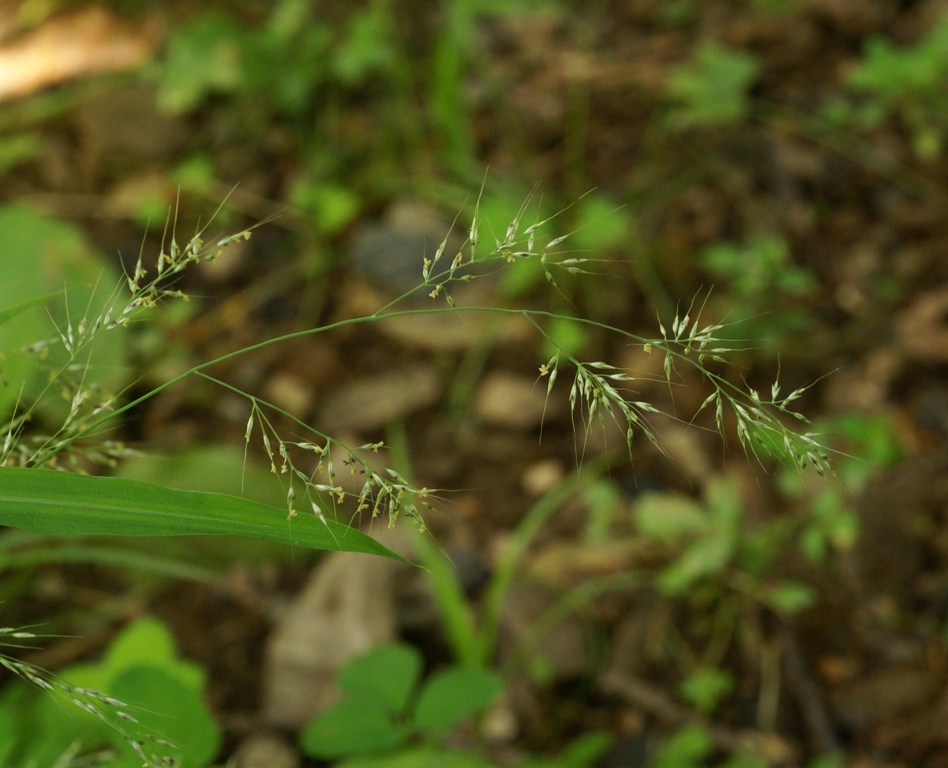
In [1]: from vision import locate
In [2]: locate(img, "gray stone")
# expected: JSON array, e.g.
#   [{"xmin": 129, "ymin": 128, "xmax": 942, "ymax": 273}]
[{"xmin": 261, "ymin": 549, "xmax": 400, "ymax": 728}]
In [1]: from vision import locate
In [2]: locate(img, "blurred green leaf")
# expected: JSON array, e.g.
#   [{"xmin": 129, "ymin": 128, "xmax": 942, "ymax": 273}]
[
  {"xmin": 570, "ymin": 194, "xmax": 629, "ymax": 253},
  {"xmin": 160, "ymin": 12, "xmax": 245, "ymax": 112},
  {"xmin": 764, "ymin": 580, "xmax": 816, "ymax": 615},
  {"xmin": 680, "ymin": 668, "xmax": 734, "ymax": 713},
  {"xmin": 667, "ymin": 43, "xmax": 758, "ymax": 127},
  {"xmin": 519, "ymin": 731, "xmax": 612, "ymax": 768},
  {"xmin": 339, "ymin": 643, "xmax": 423, "ymax": 716},
  {"xmin": 291, "ymin": 180, "xmax": 361, "ymax": 235},
  {"xmin": 0, "ymin": 205, "xmax": 124, "ymax": 421},
  {"xmin": 656, "ymin": 724, "xmax": 713, "ymax": 768},
  {"xmin": 109, "ymin": 666, "xmax": 220, "ymax": 768},
  {"xmin": 413, "ymin": 667, "xmax": 502, "ymax": 733},
  {"xmin": 722, "ymin": 753, "xmax": 770, "ymax": 768},
  {"xmin": 635, "ymin": 492, "xmax": 708, "ymax": 544},
  {"xmin": 301, "ymin": 696, "xmax": 406, "ymax": 759},
  {"xmin": 333, "ymin": 8, "xmax": 397, "ymax": 85},
  {"xmin": 340, "ymin": 745, "xmax": 496, "ymax": 768},
  {"xmin": 659, "ymin": 534, "xmax": 734, "ymax": 594},
  {"xmin": 104, "ymin": 618, "xmax": 205, "ymax": 692},
  {"xmin": 543, "ymin": 316, "xmax": 588, "ymax": 359}
]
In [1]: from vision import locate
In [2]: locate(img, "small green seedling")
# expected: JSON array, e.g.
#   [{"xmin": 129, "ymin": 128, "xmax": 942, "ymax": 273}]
[
  {"xmin": 829, "ymin": 15, "xmax": 948, "ymax": 159},
  {"xmin": 300, "ymin": 642, "xmax": 502, "ymax": 766},
  {"xmin": 301, "ymin": 641, "xmax": 610, "ymax": 768},
  {"xmin": 635, "ymin": 476, "xmax": 817, "ymax": 615},
  {"xmin": 665, "ymin": 43, "xmax": 759, "ymax": 128}
]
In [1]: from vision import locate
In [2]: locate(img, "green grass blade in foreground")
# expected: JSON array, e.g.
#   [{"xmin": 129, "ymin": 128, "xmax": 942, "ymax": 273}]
[{"xmin": 0, "ymin": 467, "xmax": 406, "ymax": 561}]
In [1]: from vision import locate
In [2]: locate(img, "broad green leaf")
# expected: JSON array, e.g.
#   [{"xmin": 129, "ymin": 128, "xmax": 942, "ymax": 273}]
[
  {"xmin": 339, "ymin": 643, "xmax": 422, "ymax": 715},
  {"xmin": 680, "ymin": 668, "xmax": 734, "ymax": 713},
  {"xmin": 301, "ymin": 696, "xmax": 406, "ymax": 759},
  {"xmin": 104, "ymin": 617, "xmax": 204, "ymax": 693},
  {"xmin": 15, "ymin": 618, "xmax": 212, "ymax": 767},
  {"xmin": 764, "ymin": 581, "xmax": 816, "ymax": 615},
  {"xmin": 0, "ymin": 687, "xmax": 19, "ymax": 766},
  {"xmin": 666, "ymin": 43, "xmax": 758, "ymax": 128},
  {"xmin": 656, "ymin": 724, "xmax": 713, "ymax": 768},
  {"xmin": 0, "ymin": 205, "xmax": 126, "ymax": 422},
  {"xmin": 412, "ymin": 667, "xmax": 502, "ymax": 733},
  {"xmin": 659, "ymin": 534, "xmax": 734, "ymax": 594},
  {"xmin": 705, "ymin": 477, "xmax": 743, "ymax": 529},
  {"xmin": 106, "ymin": 616, "xmax": 177, "ymax": 667},
  {"xmin": 24, "ymin": 663, "xmax": 113, "ymax": 766},
  {"xmin": 108, "ymin": 666, "xmax": 220, "ymax": 768},
  {"xmin": 341, "ymin": 745, "xmax": 496, "ymax": 768},
  {"xmin": 635, "ymin": 492, "xmax": 708, "ymax": 543},
  {"xmin": 0, "ymin": 468, "xmax": 407, "ymax": 561},
  {"xmin": 519, "ymin": 732, "xmax": 612, "ymax": 768}
]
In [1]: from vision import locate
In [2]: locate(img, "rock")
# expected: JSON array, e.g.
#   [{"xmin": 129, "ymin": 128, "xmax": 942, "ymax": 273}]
[
  {"xmin": 261, "ymin": 546, "xmax": 402, "ymax": 728},
  {"xmin": 230, "ymin": 732, "xmax": 299, "ymax": 768},
  {"xmin": 262, "ymin": 371, "xmax": 314, "ymax": 417},
  {"xmin": 375, "ymin": 283, "xmax": 536, "ymax": 351},
  {"xmin": 520, "ymin": 459, "xmax": 565, "ymax": 496},
  {"xmin": 475, "ymin": 372, "xmax": 551, "ymax": 430},
  {"xmin": 347, "ymin": 199, "xmax": 536, "ymax": 352},
  {"xmin": 318, "ymin": 364, "xmax": 441, "ymax": 434},
  {"xmin": 349, "ymin": 198, "xmax": 464, "ymax": 295}
]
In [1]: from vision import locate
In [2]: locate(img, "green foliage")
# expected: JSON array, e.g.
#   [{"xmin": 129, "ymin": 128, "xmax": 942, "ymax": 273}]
[
  {"xmin": 578, "ymin": 479, "xmax": 624, "ymax": 544},
  {"xmin": 654, "ymin": 724, "xmax": 772, "ymax": 768},
  {"xmin": 410, "ymin": 462, "xmax": 611, "ymax": 670},
  {"xmin": 160, "ymin": 11, "xmax": 245, "ymax": 112},
  {"xmin": 0, "ymin": 186, "xmax": 832, "ymax": 766},
  {"xmin": 301, "ymin": 641, "xmax": 609, "ymax": 768},
  {"xmin": 518, "ymin": 734, "xmax": 613, "ymax": 768},
  {"xmin": 0, "ymin": 0, "xmax": 905, "ymax": 762},
  {"xmin": 655, "ymin": 724, "xmax": 714, "ymax": 768},
  {"xmin": 0, "ymin": 204, "xmax": 125, "ymax": 422},
  {"xmin": 431, "ymin": 0, "xmax": 565, "ymax": 168},
  {"xmin": 722, "ymin": 754, "xmax": 770, "ymax": 768},
  {"xmin": 0, "ymin": 133, "xmax": 41, "ymax": 173},
  {"xmin": 414, "ymin": 666, "xmax": 503, "ymax": 733},
  {"xmin": 700, "ymin": 236, "xmax": 816, "ymax": 298},
  {"xmin": 635, "ymin": 477, "xmax": 817, "ymax": 615},
  {"xmin": 679, "ymin": 668, "xmax": 735, "ymax": 714},
  {"xmin": 778, "ymin": 412, "xmax": 902, "ymax": 562},
  {"xmin": 289, "ymin": 179, "xmax": 362, "ymax": 235},
  {"xmin": 0, "ymin": 617, "xmax": 219, "ymax": 767},
  {"xmin": 568, "ymin": 193, "xmax": 631, "ymax": 253},
  {"xmin": 699, "ymin": 235, "xmax": 817, "ymax": 351},
  {"xmin": 831, "ymin": 14, "xmax": 948, "ymax": 159},
  {"xmin": 666, "ymin": 43, "xmax": 759, "ymax": 128},
  {"xmin": 332, "ymin": 4, "xmax": 399, "ymax": 86},
  {"xmin": 300, "ymin": 642, "xmax": 502, "ymax": 761},
  {"xmin": 159, "ymin": 5, "xmax": 334, "ymax": 116}
]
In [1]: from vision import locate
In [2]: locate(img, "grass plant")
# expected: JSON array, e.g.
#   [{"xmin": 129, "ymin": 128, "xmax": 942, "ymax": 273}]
[{"xmin": 0, "ymin": 185, "xmax": 832, "ymax": 766}]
